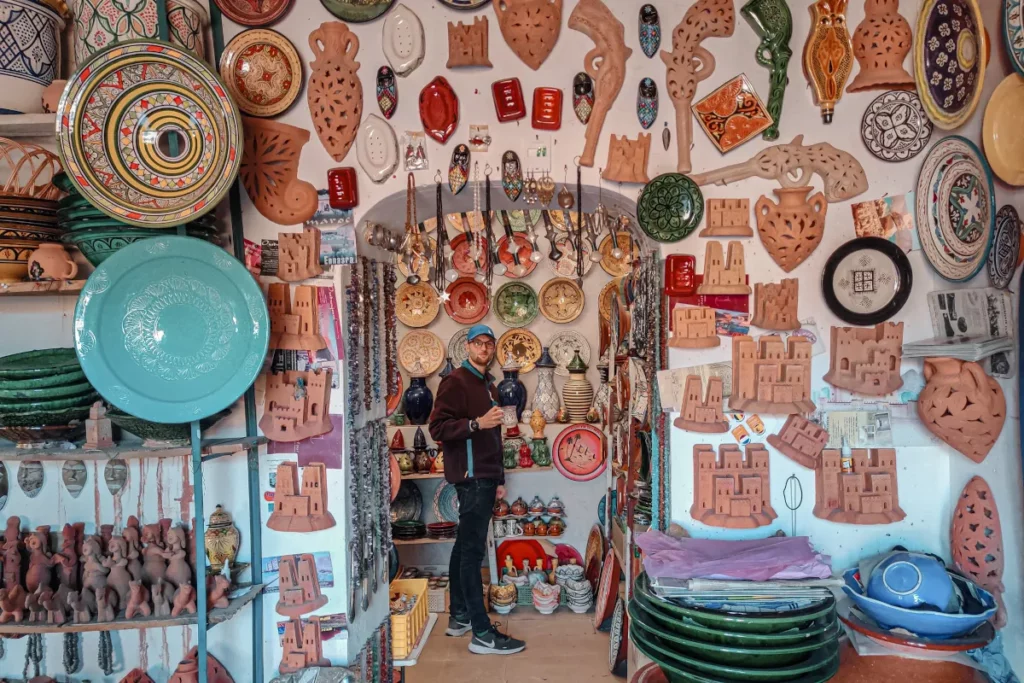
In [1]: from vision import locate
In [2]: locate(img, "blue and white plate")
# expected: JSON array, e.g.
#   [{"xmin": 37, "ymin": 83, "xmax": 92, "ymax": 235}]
[{"xmin": 434, "ymin": 481, "xmax": 460, "ymax": 523}]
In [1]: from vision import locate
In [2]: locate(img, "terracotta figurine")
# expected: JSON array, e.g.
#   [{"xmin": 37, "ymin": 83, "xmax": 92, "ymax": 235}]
[
  {"xmin": 80, "ymin": 536, "xmax": 110, "ymax": 610},
  {"xmin": 141, "ymin": 522, "xmax": 171, "ymax": 586},
  {"xmin": 95, "ymin": 585, "xmax": 117, "ymax": 622},
  {"xmin": 2, "ymin": 516, "xmax": 22, "ymax": 589},
  {"xmin": 207, "ymin": 574, "xmax": 231, "ymax": 610},
  {"xmin": 104, "ymin": 537, "xmax": 133, "ymax": 608},
  {"xmin": 125, "ymin": 580, "xmax": 152, "ymax": 620},
  {"xmin": 123, "ymin": 517, "xmax": 144, "ymax": 582},
  {"xmin": 24, "ymin": 527, "xmax": 52, "ymax": 594},
  {"xmin": 25, "ymin": 586, "xmax": 48, "ymax": 622},
  {"xmin": 152, "ymin": 578, "xmax": 172, "ymax": 617},
  {"xmin": 66, "ymin": 589, "xmax": 91, "ymax": 623},
  {"xmin": 171, "ymin": 582, "xmax": 197, "ymax": 617},
  {"xmin": 0, "ymin": 585, "xmax": 26, "ymax": 622},
  {"xmin": 165, "ymin": 526, "xmax": 193, "ymax": 589}
]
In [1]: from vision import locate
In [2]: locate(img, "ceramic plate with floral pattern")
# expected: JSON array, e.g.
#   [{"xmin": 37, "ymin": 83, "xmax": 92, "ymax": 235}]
[
  {"xmin": 913, "ymin": 0, "xmax": 985, "ymax": 129},
  {"xmin": 444, "ymin": 278, "xmax": 489, "ymax": 324},
  {"xmin": 395, "ymin": 282, "xmax": 439, "ymax": 328},
  {"xmin": 494, "ymin": 281, "xmax": 538, "ymax": 327},
  {"xmin": 320, "ymin": 0, "xmax": 394, "ymax": 22},
  {"xmin": 691, "ymin": 74, "xmax": 773, "ymax": 154},
  {"xmin": 219, "ymin": 29, "xmax": 302, "ymax": 118},
  {"xmin": 637, "ymin": 173, "xmax": 703, "ymax": 243},
  {"xmin": 539, "ymin": 277, "xmax": 585, "ymax": 324},
  {"xmin": 214, "ymin": 0, "xmax": 293, "ymax": 26},
  {"xmin": 398, "ymin": 330, "xmax": 445, "ymax": 376},
  {"xmin": 496, "ymin": 329, "xmax": 541, "ymax": 373}
]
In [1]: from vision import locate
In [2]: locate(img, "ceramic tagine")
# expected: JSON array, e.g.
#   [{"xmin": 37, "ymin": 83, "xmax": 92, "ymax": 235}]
[
  {"xmin": 497, "ymin": 353, "xmax": 528, "ymax": 423},
  {"xmin": 547, "ymin": 495, "xmax": 565, "ymax": 516},
  {"xmin": 403, "ymin": 376, "xmax": 433, "ymax": 425},
  {"xmin": 548, "ymin": 517, "xmax": 565, "ymax": 537},
  {"xmin": 493, "ymin": 498, "xmax": 510, "ymax": 517},
  {"xmin": 204, "ymin": 505, "xmax": 240, "ymax": 573},
  {"xmin": 534, "ymin": 519, "xmax": 548, "ymax": 537},
  {"xmin": 562, "ymin": 350, "xmax": 594, "ymax": 423},
  {"xmin": 531, "ymin": 347, "xmax": 561, "ymax": 421},
  {"xmin": 510, "ymin": 496, "xmax": 528, "ymax": 517}
]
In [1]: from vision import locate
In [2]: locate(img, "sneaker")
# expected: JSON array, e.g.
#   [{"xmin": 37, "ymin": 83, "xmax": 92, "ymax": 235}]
[
  {"xmin": 445, "ymin": 615, "xmax": 472, "ymax": 637},
  {"xmin": 468, "ymin": 624, "xmax": 526, "ymax": 655}
]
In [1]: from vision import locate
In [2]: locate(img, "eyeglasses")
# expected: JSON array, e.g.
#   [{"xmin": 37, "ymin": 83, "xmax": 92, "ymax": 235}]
[{"xmin": 469, "ymin": 339, "xmax": 495, "ymax": 349}]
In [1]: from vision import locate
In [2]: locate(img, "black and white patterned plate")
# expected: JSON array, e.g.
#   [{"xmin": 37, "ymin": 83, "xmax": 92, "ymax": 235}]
[
  {"xmin": 990, "ymin": 205, "xmax": 1021, "ymax": 289},
  {"xmin": 822, "ymin": 237, "xmax": 913, "ymax": 325},
  {"xmin": 861, "ymin": 91, "xmax": 933, "ymax": 162}
]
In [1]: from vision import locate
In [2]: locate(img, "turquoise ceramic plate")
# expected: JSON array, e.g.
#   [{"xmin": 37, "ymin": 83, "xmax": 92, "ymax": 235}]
[
  {"xmin": 0, "ymin": 349, "xmax": 79, "ymax": 379},
  {"xmin": 74, "ymin": 236, "xmax": 269, "ymax": 423}
]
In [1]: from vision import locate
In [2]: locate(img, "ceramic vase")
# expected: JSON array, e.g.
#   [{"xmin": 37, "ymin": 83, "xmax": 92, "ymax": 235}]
[
  {"xmin": 531, "ymin": 438, "xmax": 552, "ymax": 467},
  {"xmin": 755, "ymin": 186, "xmax": 827, "ymax": 272},
  {"xmin": 67, "ymin": 0, "xmax": 204, "ymax": 68},
  {"xmin": 802, "ymin": 0, "xmax": 854, "ymax": 123},
  {"xmin": 403, "ymin": 377, "xmax": 433, "ymax": 425},
  {"xmin": 498, "ymin": 362, "xmax": 527, "ymax": 423},
  {"xmin": 740, "ymin": 0, "xmax": 792, "ymax": 140},
  {"xmin": 532, "ymin": 347, "xmax": 560, "ymax": 422},
  {"xmin": 203, "ymin": 505, "xmax": 239, "ymax": 573},
  {"xmin": 847, "ymin": 0, "xmax": 913, "ymax": 92},
  {"xmin": 307, "ymin": 21, "xmax": 363, "ymax": 163},
  {"xmin": 561, "ymin": 351, "xmax": 594, "ymax": 423},
  {"xmin": 166, "ymin": 0, "xmax": 210, "ymax": 60},
  {"xmin": 0, "ymin": 0, "xmax": 64, "ymax": 114},
  {"xmin": 439, "ymin": 357, "xmax": 456, "ymax": 379}
]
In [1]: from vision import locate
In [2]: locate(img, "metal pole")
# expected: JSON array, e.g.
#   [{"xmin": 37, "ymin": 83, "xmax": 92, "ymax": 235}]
[{"xmin": 191, "ymin": 420, "xmax": 208, "ymax": 683}]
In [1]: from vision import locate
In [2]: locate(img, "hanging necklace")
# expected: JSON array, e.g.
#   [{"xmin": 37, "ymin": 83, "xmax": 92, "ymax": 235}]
[
  {"xmin": 370, "ymin": 260, "xmax": 382, "ymax": 407},
  {"xmin": 401, "ymin": 173, "xmax": 424, "ymax": 284},
  {"xmin": 383, "ymin": 264, "xmax": 399, "ymax": 399},
  {"xmin": 361, "ymin": 256, "xmax": 372, "ymax": 412}
]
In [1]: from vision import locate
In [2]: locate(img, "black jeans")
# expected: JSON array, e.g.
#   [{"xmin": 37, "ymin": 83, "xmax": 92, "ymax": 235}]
[{"xmin": 449, "ymin": 478, "xmax": 498, "ymax": 634}]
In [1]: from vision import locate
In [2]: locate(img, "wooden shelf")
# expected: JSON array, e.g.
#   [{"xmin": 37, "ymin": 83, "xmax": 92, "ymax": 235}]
[
  {"xmin": 0, "ymin": 436, "xmax": 266, "ymax": 462},
  {"xmin": 401, "ymin": 466, "xmax": 554, "ymax": 482},
  {"xmin": 400, "ymin": 472, "xmax": 445, "ymax": 480},
  {"xmin": 0, "ymin": 280, "xmax": 85, "ymax": 297},
  {"xmin": 0, "ymin": 113, "xmax": 56, "ymax": 138},
  {"xmin": 0, "ymin": 583, "xmax": 262, "ymax": 635},
  {"xmin": 393, "ymin": 537, "xmax": 456, "ymax": 546}
]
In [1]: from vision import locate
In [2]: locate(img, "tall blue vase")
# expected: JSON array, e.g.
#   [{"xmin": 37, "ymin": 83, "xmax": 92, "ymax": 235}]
[
  {"xmin": 497, "ymin": 360, "xmax": 527, "ymax": 422},
  {"xmin": 404, "ymin": 377, "xmax": 434, "ymax": 425}
]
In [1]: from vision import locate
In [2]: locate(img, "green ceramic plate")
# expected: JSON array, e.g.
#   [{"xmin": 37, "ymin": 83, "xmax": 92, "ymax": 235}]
[
  {"xmin": 0, "ymin": 349, "xmax": 79, "ymax": 379},
  {"xmin": 0, "ymin": 391, "xmax": 99, "ymax": 413},
  {"xmin": 57, "ymin": 193, "xmax": 91, "ymax": 211},
  {"xmin": 493, "ymin": 281, "xmax": 539, "ymax": 327},
  {"xmin": 320, "ymin": 0, "xmax": 394, "ymax": 22},
  {"xmin": 0, "ymin": 404, "xmax": 93, "ymax": 428},
  {"xmin": 0, "ymin": 368, "xmax": 86, "ymax": 390},
  {"xmin": 52, "ymin": 173, "xmax": 75, "ymax": 194},
  {"xmin": 0, "ymin": 380, "xmax": 95, "ymax": 400},
  {"xmin": 107, "ymin": 407, "xmax": 230, "ymax": 444},
  {"xmin": 632, "ymin": 587, "xmax": 838, "ymax": 648},
  {"xmin": 637, "ymin": 173, "xmax": 704, "ymax": 243}
]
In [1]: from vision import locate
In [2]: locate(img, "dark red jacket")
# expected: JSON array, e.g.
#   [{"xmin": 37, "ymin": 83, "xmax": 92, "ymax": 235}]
[{"xmin": 428, "ymin": 362, "xmax": 504, "ymax": 484}]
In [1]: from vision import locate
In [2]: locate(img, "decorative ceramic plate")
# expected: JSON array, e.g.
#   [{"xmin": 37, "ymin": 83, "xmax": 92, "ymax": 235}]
[
  {"xmin": 822, "ymin": 237, "xmax": 913, "ymax": 326},
  {"xmin": 599, "ymin": 277, "xmax": 625, "ymax": 322},
  {"xmin": 548, "ymin": 210, "xmax": 582, "ymax": 232},
  {"xmin": 219, "ymin": 29, "xmax": 302, "ymax": 118},
  {"xmin": 690, "ymin": 74, "xmax": 773, "ymax": 154},
  {"xmin": 444, "ymin": 278, "xmax": 489, "ymax": 324},
  {"xmin": 990, "ymin": 206, "xmax": 1021, "ymax": 289},
  {"xmin": 861, "ymin": 91, "xmax": 933, "ymax": 162},
  {"xmin": 547, "ymin": 234, "xmax": 595, "ymax": 277},
  {"xmin": 449, "ymin": 232, "xmax": 485, "ymax": 277},
  {"xmin": 609, "ymin": 597, "xmax": 628, "ymax": 674},
  {"xmin": 356, "ymin": 114, "xmax": 399, "ymax": 183},
  {"xmin": 637, "ymin": 174, "xmax": 703, "ymax": 243},
  {"xmin": 445, "ymin": 211, "xmax": 487, "ymax": 234},
  {"xmin": 386, "ymin": 373, "xmax": 403, "ymax": 417},
  {"xmin": 57, "ymin": 42, "xmax": 242, "ymax": 229},
  {"xmin": 584, "ymin": 523, "xmax": 605, "ymax": 578},
  {"xmin": 493, "ymin": 282, "xmax": 539, "ymax": 328},
  {"xmin": 553, "ymin": 424, "xmax": 606, "ymax": 482},
  {"xmin": 914, "ymin": 0, "xmax": 985, "ymax": 129},
  {"xmin": 1005, "ymin": 0, "xmax": 1024, "ymax": 76},
  {"xmin": 496, "ymin": 329, "xmax": 542, "ymax": 373},
  {"xmin": 497, "ymin": 234, "xmax": 537, "ymax": 278},
  {"xmin": 395, "ymin": 282, "xmax": 439, "ymax": 328},
  {"xmin": 594, "ymin": 547, "xmax": 620, "ymax": 628},
  {"xmin": 548, "ymin": 331, "xmax": 591, "ymax": 377},
  {"xmin": 632, "ymin": 663, "xmax": 669, "ymax": 683},
  {"xmin": 397, "ymin": 236, "xmax": 436, "ymax": 281},
  {"xmin": 73, "ymin": 237, "xmax": 267, "ymax": 423},
  {"xmin": 0, "ymin": 349, "xmax": 78, "ymax": 379},
  {"xmin": 321, "ymin": 0, "xmax": 394, "ymax": 22},
  {"xmin": 838, "ymin": 601, "xmax": 994, "ymax": 652},
  {"xmin": 398, "ymin": 330, "xmax": 445, "ymax": 376},
  {"xmin": 433, "ymin": 481, "xmax": 460, "ymax": 523},
  {"xmin": 496, "ymin": 539, "xmax": 547, "ymax": 573},
  {"xmin": 629, "ymin": 358, "xmax": 649, "ymax": 423},
  {"xmin": 915, "ymin": 136, "xmax": 995, "ymax": 281},
  {"xmin": 982, "ymin": 74, "xmax": 1024, "ymax": 186},
  {"xmin": 539, "ymin": 278, "xmax": 585, "ymax": 324},
  {"xmin": 213, "ymin": 0, "xmax": 293, "ymax": 26},
  {"xmin": 598, "ymin": 231, "xmax": 640, "ymax": 277},
  {"xmin": 390, "ymin": 480, "xmax": 422, "ymax": 522},
  {"xmin": 448, "ymin": 328, "xmax": 470, "ymax": 368}
]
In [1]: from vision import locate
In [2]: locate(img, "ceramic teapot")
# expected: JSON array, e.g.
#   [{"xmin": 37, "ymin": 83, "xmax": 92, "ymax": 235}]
[
  {"xmin": 510, "ymin": 497, "xmax": 528, "ymax": 517},
  {"xmin": 28, "ymin": 244, "xmax": 77, "ymax": 281},
  {"xmin": 548, "ymin": 518, "xmax": 565, "ymax": 537},
  {"xmin": 522, "ymin": 519, "xmax": 536, "ymax": 536},
  {"xmin": 534, "ymin": 519, "xmax": 548, "ymax": 536},
  {"xmin": 396, "ymin": 452, "xmax": 414, "ymax": 474}
]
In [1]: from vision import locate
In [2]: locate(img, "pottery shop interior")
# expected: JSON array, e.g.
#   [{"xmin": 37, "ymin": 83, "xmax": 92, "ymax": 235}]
[{"xmin": 1, "ymin": 0, "xmax": 1024, "ymax": 681}]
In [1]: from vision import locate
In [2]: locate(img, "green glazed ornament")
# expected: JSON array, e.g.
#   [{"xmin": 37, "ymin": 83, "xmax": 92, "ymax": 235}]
[{"xmin": 741, "ymin": 0, "xmax": 793, "ymax": 141}]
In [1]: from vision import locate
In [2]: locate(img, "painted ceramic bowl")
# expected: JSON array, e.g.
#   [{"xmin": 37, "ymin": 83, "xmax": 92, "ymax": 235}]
[
  {"xmin": 63, "ymin": 226, "xmax": 219, "ymax": 266},
  {"xmin": 866, "ymin": 551, "xmax": 957, "ymax": 613},
  {"xmin": 0, "ymin": 0, "xmax": 64, "ymax": 114},
  {"xmin": 107, "ymin": 407, "xmax": 231, "ymax": 447},
  {"xmin": 0, "ymin": 398, "xmax": 95, "ymax": 427}
]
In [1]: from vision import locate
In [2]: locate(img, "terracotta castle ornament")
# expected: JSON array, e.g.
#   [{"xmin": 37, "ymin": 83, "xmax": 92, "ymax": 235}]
[
  {"xmin": 669, "ymin": 306, "xmax": 720, "ymax": 349},
  {"xmin": 278, "ymin": 228, "xmax": 324, "ymax": 282},
  {"xmin": 260, "ymin": 369, "xmax": 334, "ymax": 442},
  {"xmin": 602, "ymin": 133, "xmax": 651, "ymax": 184},
  {"xmin": 697, "ymin": 241, "xmax": 750, "ymax": 295},
  {"xmin": 803, "ymin": 0, "xmax": 854, "ymax": 123},
  {"xmin": 691, "ymin": 443, "xmax": 777, "ymax": 529},
  {"xmin": 268, "ymin": 284, "xmax": 329, "ymax": 352},
  {"xmin": 917, "ymin": 359, "xmax": 1006, "ymax": 464},
  {"xmin": 847, "ymin": 0, "xmax": 914, "ymax": 92},
  {"xmin": 700, "ymin": 198, "xmax": 753, "ymax": 237},
  {"xmin": 568, "ymin": 0, "xmax": 631, "ymax": 167},
  {"xmin": 268, "ymin": 462, "xmax": 337, "ymax": 532},
  {"xmin": 169, "ymin": 647, "xmax": 234, "ymax": 683},
  {"xmin": 730, "ymin": 334, "xmax": 815, "ymax": 414},
  {"xmin": 755, "ymin": 187, "xmax": 827, "ymax": 272},
  {"xmin": 674, "ymin": 376, "xmax": 728, "ymax": 433},
  {"xmin": 752, "ymin": 279, "xmax": 798, "ymax": 330},
  {"xmin": 448, "ymin": 16, "xmax": 492, "ymax": 68},
  {"xmin": 276, "ymin": 554, "xmax": 328, "ymax": 617},
  {"xmin": 241, "ymin": 117, "xmax": 319, "ymax": 226},
  {"xmin": 814, "ymin": 447, "xmax": 906, "ymax": 524},
  {"xmin": 951, "ymin": 476, "xmax": 1005, "ymax": 627},
  {"xmin": 279, "ymin": 617, "xmax": 331, "ymax": 673},
  {"xmin": 823, "ymin": 323, "xmax": 904, "ymax": 396},
  {"xmin": 307, "ymin": 22, "xmax": 363, "ymax": 163},
  {"xmin": 767, "ymin": 415, "xmax": 829, "ymax": 469},
  {"xmin": 494, "ymin": 0, "xmax": 562, "ymax": 71},
  {"xmin": 661, "ymin": 0, "xmax": 735, "ymax": 173}
]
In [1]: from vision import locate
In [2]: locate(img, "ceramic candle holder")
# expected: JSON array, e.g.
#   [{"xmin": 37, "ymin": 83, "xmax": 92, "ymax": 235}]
[{"xmin": 847, "ymin": 0, "xmax": 914, "ymax": 92}]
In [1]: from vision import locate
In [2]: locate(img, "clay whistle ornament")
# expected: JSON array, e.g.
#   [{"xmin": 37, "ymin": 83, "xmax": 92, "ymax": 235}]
[
  {"xmin": 494, "ymin": 0, "xmax": 563, "ymax": 71},
  {"xmin": 573, "ymin": 72, "xmax": 594, "ymax": 124},
  {"xmin": 802, "ymin": 0, "xmax": 854, "ymax": 123},
  {"xmin": 382, "ymin": 4, "xmax": 425, "ymax": 77},
  {"xmin": 917, "ymin": 358, "xmax": 1006, "ymax": 464},
  {"xmin": 419, "ymin": 76, "xmax": 459, "ymax": 144},
  {"xmin": 740, "ymin": 0, "xmax": 793, "ymax": 141},
  {"xmin": 376, "ymin": 65, "xmax": 398, "ymax": 120},
  {"xmin": 637, "ymin": 77, "xmax": 658, "ymax": 130},
  {"xmin": 846, "ymin": 0, "xmax": 914, "ymax": 92},
  {"xmin": 639, "ymin": 4, "xmax": 661, "ymax": 58},
  {"xmin": 449, "ymin": 144, "xmax": 470, "ymax": 195},
  {"xmin": 307, "ymin": 21, "xmax": 363, "ymax": 163},
  {"xmin": 502, "ymin": 151, "xmax": 523, "ymax": 201}
]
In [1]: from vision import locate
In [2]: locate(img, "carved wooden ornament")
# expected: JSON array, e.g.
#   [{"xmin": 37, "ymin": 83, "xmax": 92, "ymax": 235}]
[
  {"xmin": 307, "ymin": 22, "xmax": 363, "ymax": 163},
  {"xmin": 751, "ymin": 279, "xmax": 799, "ymax": 331},
  {"xmin": 241, "ymin": 117, "xmax": 319, "ymax": 226},
  {"xmin": 494, "ymin": 0, "xmax": 562, "ymax": 70},
  {"xmin": 917, "ymin": 358, "xmax": 1006, "ymax": 463},
  {"xmin": 661, "ymin": 0, "xmax": 735, "ymax": 173},
  {"xmin": 448, "ymin": 16, "xmax": 492, "ymax": 68},
  {"xmin": 755, "ymin": 186, "xmax": 826, "ymax": 272},
  {"xmin": 951, "ymin": 476, "xmax": 1005, "ymax": 627},
  {"xmin": 602, "ymin": 134, "xmax": 650, "ymax": 184},
  {"xmin": 568, "ymin": 0, "xmax": 632, "ymax": 167}
]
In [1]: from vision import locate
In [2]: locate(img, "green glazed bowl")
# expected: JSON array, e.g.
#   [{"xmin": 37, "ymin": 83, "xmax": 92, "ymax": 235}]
[
  {"xmin": 57, "ymin": 193, "xmax": 92, "ymax": 211},
  {"xmin": 0, "ymin": 348, "xmax": 79, "ymax": 379},
  {"xmin": 0, "ymin": 390, "xmax": 99, "ymax": 412},
  {"xmin": 64, "ymin": 228, "xmax": 220, "ymax": 266},
  {"xmin": 52, "ymin": 173, "xmax": 75, "ymax": 194},
  {"xmin": 107, "ymin": 407, "xmax": 231, "ymax": 446},
  {"xmin": 0, "ymin": 380, "xmax": 95, "ymax": 401},
  {"xmin": 0, "ymin": 368, "xmax": 86, "ymax": 390},
  {"xmin": 0, "ymin": 404, "xmax": 93, "ymax": 428},
  {"xmin": 63, "ymin": 218, "xmax": 216, "ymax": 233}
]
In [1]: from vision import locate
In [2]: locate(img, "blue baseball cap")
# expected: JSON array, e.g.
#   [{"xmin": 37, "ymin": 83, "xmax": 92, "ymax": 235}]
[{"xmin": 467, "ymin": 324, "xmax": 496, "ymax": 342}]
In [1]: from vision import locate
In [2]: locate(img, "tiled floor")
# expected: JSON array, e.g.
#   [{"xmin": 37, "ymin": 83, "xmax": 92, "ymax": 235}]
[{"xmin": 404, "ymin": 610, "xmax": 621, "ymax": 683}]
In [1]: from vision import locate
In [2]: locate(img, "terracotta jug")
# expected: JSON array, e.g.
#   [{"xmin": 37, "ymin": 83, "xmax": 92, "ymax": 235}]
[
  {"xmin": 755, "ymin": 186, "xmax": 827, "ymax": 272},
  {"xmin": 27, "ymin": 244, "xmax": 77, "ymax": 281},
  {"xmin": 307, "ymin": 22, "xmax": 363, "ymax": 163},
  {"xmin": 240, "ymin": 117, "xmax": 318, "ymax": 226},
  {"xmin": 917, "ymin": 359, "xmax": 1006, "ymax": 464},
  {"xmin": 847, "ymin": 0, "xmax": 914, "ymax": 92}
]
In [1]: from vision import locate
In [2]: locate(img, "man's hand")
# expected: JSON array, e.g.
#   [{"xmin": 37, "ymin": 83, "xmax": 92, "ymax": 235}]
[
  {"xmin": 477, "ymin": 406, "xmax": 504, "ymax": 429},
  {"xmin": 496, "ymin": 485, "xmax": 506, "ymax": 500}
]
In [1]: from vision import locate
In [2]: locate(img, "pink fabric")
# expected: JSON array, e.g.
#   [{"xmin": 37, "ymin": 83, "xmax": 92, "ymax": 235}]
[{"xmin": 636, "ymin": 531, "xmax": 833, "ymax": 581}]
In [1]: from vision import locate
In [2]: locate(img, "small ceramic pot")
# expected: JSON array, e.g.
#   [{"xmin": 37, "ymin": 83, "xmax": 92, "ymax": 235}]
[
  {"xmin": 403, "ymin": 377, "xmax": 433, "ymax": 425},
  {"xmin": 27, "ymin": 244, "xmax": 77, "ymax": 281},
  {"xmin": 204, "ymin": 505, "xmax": 239, "ymax": 573},
  {"xmin": 510, "ymin": 496, "xmax": 528, "ymax": 517},
  {"xmin": 493, "ymin": 498, "xmax": 510, "ymax": 517},
  {"xmin": 0, "ymin": 0, "xmax": 65, "ymax": 114}
]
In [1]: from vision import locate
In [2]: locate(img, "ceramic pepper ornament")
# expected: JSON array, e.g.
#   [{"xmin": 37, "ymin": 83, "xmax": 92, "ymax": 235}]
[
  {"xmin": 376, "ymin": 66, "xmax": 398, "ymax": 119},
  {"xmin": 307, "ymin": 22, "xmax": 363, "ymax": 162},
  {"xmin": 449, "ymin": 144, "xmax": 470, "ymax": 195},
  {"xmin": 572, "ymin": 72, "xmax": 594, "ymax": 124},
  {"xmin": 638, "ymin": 4, "xmax": 661, "ymax": 58},
  {"xmin": 494, "ymin": 0, "xmax": 563, "ymax": 70}
]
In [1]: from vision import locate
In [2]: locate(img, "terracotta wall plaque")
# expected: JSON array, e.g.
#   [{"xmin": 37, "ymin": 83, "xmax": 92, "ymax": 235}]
[
  {"xmin": 823, "ymin": 323, "xmax": 904, "ymax": 396},
  {"xmin": 602, "ymin": 133, "xmax": 651, "ymax": 184},
  {"xmin": 668, "ymin": 306, "xmax": 719, "ymax": 349},
  {"xmin": 767, "ymin": 415, "xmax": 828, "ymax": 469},
  {"xmin": 674, "ymin": 376, "xmax": 728, "ymax": 433},
  {"xmin": 755, "ymin": 186, "xmax": 826, "ymax": 272},
  {"xmin": 751, "ymin": 279, "xmax": 798, "ymax": 331},
  {"xmin": 951, "ymin": 476, "xmax": 1005, "ymax": 627},
  {"xmin": 917, "ymin": 359, "xmax": 1006, "ymax": 464},
  {"xmin": 268, "ymin": 462, "xmax": 336, "ymax": 532},
  {"xmin": 568, "ymin": 0, "xmax": 632, "ymax": 167},
  {"xmin": 241, "ymin": 117, "xmax": 319, "ymax": 226},
  {"xmin": 307, "ymin": 22, "xmax": 363, "ymax": 163},
  {"xmin": 847, "ymin": 0, "xmax": 914, "ymax": 92},
  {"xmin": 700, "ymin": 198, "xmax": 752, "ymax": 237},
  {"xmin": 278, "ymin": 227, "xmax": 324, "ymax": 282},
  {"xmin": 448, "ymin": 16, "xmax": 492, "ymax": 68},
  {"xmin": 494, "ymin": 0, "xmax": 563, "ymax": 70},
  {"xmin": 280, "ymin": 617, "xmax": 331, "ymax": 673},
  {"xmin": 803, "ymin": 0, "xmax": 854, "ymax": 123},
  {"xmin": 691, "ymin": 443, "xmax": 777, "ymax": 528},
  {"xmin": 275, "ymin": 553, "xmax": 328, "ymax": 616},
  {"xmin": 697, "ymin": 241, "xmax": 751, "ymax": 295},
  {"xmin": 269, "ymin": 284, "xmax": 329, "ymax": 352},
  {"xmin": 260, "ymin": 369, "xmax": 334, "ymax": 441},
  {"xmin": 813, "ymin": 447, "xmax": 906, "ymax": 524},
  {"xmin": 729, "ymin": 334, "xmax": 815, "ymax": 413}
]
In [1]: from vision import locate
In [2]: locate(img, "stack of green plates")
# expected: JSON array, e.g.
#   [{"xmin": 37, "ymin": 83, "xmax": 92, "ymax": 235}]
[
  {"xmin": 53, "ymin": 173, "xmax": 221, "ymax": 266},
  {"xmin": 630, "ymin": 573, "xmax": 841, "ymax": 683},
  {"xmin": 0, "ymin": 348, "xmax": 99, "ymax": 444}
]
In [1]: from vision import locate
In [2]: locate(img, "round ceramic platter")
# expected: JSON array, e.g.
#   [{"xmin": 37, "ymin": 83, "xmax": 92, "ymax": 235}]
[
  {"xmin": 547, "ymin": 235, "xmax": 595, "ymax": 277},
  {"xmin": 637, "ymin": 173, "xmax": 703, "ymax": 243},
  {"xmin": 915, "ymin": 136, "xmax": 995, "ymax": 281},
  {"xmin": 433, "ymin": 481, "xmax": 460, "ymax": 523},
  {"xmin": 398, "ymin": 236, "xmax": 436, "ymax": 281},
  {"xmin": 497, "ymin": 234, "xmax": 537, "ymax": 278},
  {"xmin": 219, "ymin": 29, "xmax": 302, "ymax": 118},
  {"xmin": 553, "ymin": 423, "xmax": 606, "ymax": 482},
  {"xmin": 56, "ymin": 41, "xmax": 243, "ymax": 229},
  {"xmin": 391, "ymin": 480, "xmax": 422, "ymax": 522},
  {"xmin": 821, "ymin": 237, "xmax": 913, "ymax": 326},
  {"xmin": 548, "ymin": 331, "xmax": 591, "ymax": 377},
  {"xmin": 496, "ymin": 329, "xmax": 542, "ymax": 374},
  {"xmin": 991, "ymin": 206, "xmax": 1021, "ymax": 289},
  {"xmin": 837, "ymin": 601, "xmax": 993, "ymax": 652},
  {"xmin": 599, "ymin": 278, "xmax": 625, "ymax": 322},
  {"xmin": 594, "ymin": 547, "xmax": 620, "ymax": 628},
  {"xmin": 395, "ymin": 281, "xmax": 439, "ymax": 328},
  {"xmin": 448, "ymin": 328, "xmax": 470, "ymax": 367},
  {"xmin": 983, "ymin": 74, "xmax": 1024, "ymax": 186},
  {"xmin": 598, "ymin": 231, "xmax": 640, "ymax": 276},
  {"xmin": 914, "ymin": 0, "xmax": 985, "ymax": 129},
  {"xmin": 213, "ymin": 0, "xmax": 293, "ymax": 26},
  {"xmin": 539, "ymin": 277, "xmax": 585, "ymax": 324},
  {"xmin": 1006, "ymin": 0, "xmax": 1024, "ymax": 76},
  {"xmin": 444, "ymin": 277, "xmax": 489, "ymax": 324},
  {"xmin": 0, "ymin": 349, "xmax": 78, "ymax": 379},
  {"xmin": 73, "ymin": 237, "xmax": 268, "ymax": 423},
  {"xmin": 449, "ymin": 233, "xmax": 485, "ymax": 277},
  {"xmin": 584, "ymin": 523, "xmax": 605, "ymax": 576},
  {"xmin": 398, "ymin": 330, "xmax": 445, "ymax": 376},
  {"xmin": 861, "ymin": 91, "xmax": 933, "ymax": 162},
  {"xmin": 632, "ymin": 663, "xmax": 668, "ymax": 683},
  {"xmin": 445, "ymin": 211, "xmax": 485, "ymax": 234},
  {"xmin": 493, "ymin": 281, "xmax": 539, "ymax": 328},
  {"xmin": 320, "ymin": 0, "xmax": 394, "ymax": 22}
]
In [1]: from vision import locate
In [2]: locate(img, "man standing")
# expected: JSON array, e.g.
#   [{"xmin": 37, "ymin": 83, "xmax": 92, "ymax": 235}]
[{"xmin": 429, "ymin": 324, "xmax": 527, "ymax": 655}]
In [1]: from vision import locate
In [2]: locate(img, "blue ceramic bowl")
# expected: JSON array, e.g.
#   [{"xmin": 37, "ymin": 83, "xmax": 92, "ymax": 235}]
[
  {"xmin": 843, "ymin": 568, "xmax": 996, "ymax": 638},
  {"xmin": 866, "ymin": 552, "xmax": 957, "ymax": 612}
]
